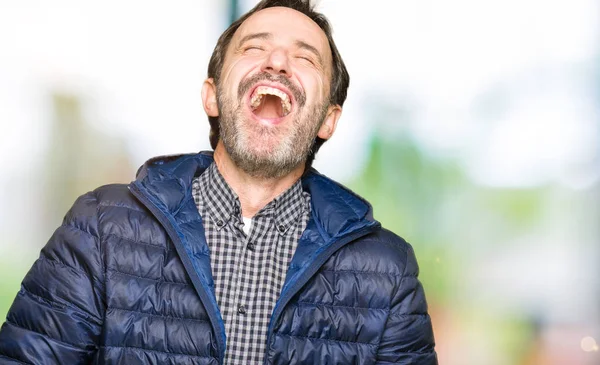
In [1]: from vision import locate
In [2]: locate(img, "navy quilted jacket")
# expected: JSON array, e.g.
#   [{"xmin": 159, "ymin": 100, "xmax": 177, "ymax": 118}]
[{"xmin": 0, "ymin": 152, "xmax": 437, "ymax": 364}]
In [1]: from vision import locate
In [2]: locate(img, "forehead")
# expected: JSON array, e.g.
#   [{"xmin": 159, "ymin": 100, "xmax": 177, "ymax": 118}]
[{"xmin": 234, "ymin": 7, "xmax": 331, "ymax": 60}]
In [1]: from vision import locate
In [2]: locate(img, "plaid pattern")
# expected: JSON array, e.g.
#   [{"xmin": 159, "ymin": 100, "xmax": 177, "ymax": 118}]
[{"xmin": 192, "ymin": 163, "xmax": 310, "ymax": 364}]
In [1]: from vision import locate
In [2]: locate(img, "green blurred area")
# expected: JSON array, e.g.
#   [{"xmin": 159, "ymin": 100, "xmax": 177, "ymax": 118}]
[
  {"xmin": 347, "ymin": 133, "xmax": 547, "ymax": 364},
  {"xmin": 0, "ymin": 249, "xmax": 36, "ymax": 323},
  {"xmin": 349, "ymin": 130, "xmax": 549, "ymax": 297}
]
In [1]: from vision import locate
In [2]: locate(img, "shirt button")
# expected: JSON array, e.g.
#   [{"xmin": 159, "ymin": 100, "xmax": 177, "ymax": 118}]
[
  {"xmin": 277, "ymin": 225, "xmax": 286, "ymax": 233},
  {"xmin": 237, "ymin": 304, "xmax": 246, "ymax": 315},
  {"xmin": 247, "ymin": 242, "xmax": 255, "ymax": 251},
  {"xmin": 216, "ymin": 219, "xmax": 224, "ymax": 227}
]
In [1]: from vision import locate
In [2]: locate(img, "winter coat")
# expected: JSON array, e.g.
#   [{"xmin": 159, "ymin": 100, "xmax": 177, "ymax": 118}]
[{"xmin": 0, "ymin": 152, "xmax": 437, "ymax": 364}]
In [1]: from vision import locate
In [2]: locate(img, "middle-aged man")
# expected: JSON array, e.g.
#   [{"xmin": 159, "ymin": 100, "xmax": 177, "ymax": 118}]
[{"xmin": 0, "ymin": 1, "xmax": 437, "ymax": 364}]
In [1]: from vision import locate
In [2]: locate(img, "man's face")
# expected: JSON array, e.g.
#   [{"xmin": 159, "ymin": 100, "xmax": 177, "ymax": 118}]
[{"xmin": 206, "ymin": 6, "xmax": 340, "ymax": 179}]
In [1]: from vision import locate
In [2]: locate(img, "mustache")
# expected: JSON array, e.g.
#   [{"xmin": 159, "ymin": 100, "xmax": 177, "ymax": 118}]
[{"xmin": 238, "ymin": 72, "xmax": 306, "ymax": 107}]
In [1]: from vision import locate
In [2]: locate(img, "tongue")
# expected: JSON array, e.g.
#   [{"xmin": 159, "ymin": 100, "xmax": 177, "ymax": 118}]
[{"xmin": 253, "ymin": 94, "xmax": 283, "ymax": 119}]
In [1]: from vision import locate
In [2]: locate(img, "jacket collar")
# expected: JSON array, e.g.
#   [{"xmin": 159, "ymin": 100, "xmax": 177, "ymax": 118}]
[{"xmin": 133, "ymin": 152, "xmax": 377, "ymax": 240}]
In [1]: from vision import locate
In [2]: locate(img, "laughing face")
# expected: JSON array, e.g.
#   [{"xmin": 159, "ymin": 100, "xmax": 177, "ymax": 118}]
[{"xmin": 202, "ymin": 6, "xmax": 342, "ymax": 179}]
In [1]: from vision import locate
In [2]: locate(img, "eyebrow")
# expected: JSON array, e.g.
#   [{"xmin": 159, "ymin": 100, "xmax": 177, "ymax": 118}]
[
  {"xmin": 237, "ymin": 32, "xmax": 272, "ymax": 48},
  {"xmin": 238, "ymin": 32, "xmax": 324, "ymax": 65},
  {"xmin": 295, "ymin": 40, "xmax": 323, "ymax": 65}
]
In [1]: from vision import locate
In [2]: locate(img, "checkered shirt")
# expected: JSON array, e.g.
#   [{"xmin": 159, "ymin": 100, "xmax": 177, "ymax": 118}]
[{"xmin": 192, "ymin": 163, "xmax": 310, "ymax": 364}]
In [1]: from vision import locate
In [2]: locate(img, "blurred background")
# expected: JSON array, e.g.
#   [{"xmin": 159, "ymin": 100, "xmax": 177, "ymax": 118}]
[{"xmin": 0, "ymin": 0, "xmax": 598, "ymax": 363}]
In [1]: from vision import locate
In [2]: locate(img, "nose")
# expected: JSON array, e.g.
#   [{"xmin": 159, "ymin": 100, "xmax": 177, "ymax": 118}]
[{"xmin": 261, "ymin": 48, "xmax": 292, "ymax": 78}]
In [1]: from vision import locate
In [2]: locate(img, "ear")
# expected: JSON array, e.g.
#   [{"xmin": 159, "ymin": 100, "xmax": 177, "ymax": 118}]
[
  {"xmin": 202, "ymin": 78, "xmax": 219, "ymax": 117},
  {"xmin": 317, "ymin": 104, "xmax": 342, "ymax": 140}
]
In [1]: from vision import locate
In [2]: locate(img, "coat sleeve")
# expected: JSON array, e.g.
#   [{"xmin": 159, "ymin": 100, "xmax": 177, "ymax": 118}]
[
  {"xmin": 0, "ymin": 192, "xmax": 105, "ymax": 365},
  {"xmin": 375, "ymin": 243, "xmax": 438, "ymax": 365}
]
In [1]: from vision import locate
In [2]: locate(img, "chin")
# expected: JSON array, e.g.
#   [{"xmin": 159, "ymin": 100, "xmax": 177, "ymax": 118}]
[{"xmin": 245, "ymin": 141, "xmax": 286, "ymax": 160}]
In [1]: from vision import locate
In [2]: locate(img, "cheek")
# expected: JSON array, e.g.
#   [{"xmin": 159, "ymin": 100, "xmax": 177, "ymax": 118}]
[
  {"xmin": 306, "ymin": 74, "xmax": 328, "ymax": 105},
  {"xmin": 293, "ymin": 69, "xmax": 325, "ymax": 107},
  {"xmin": 221, "ymin": 60, "xmax": 265, "ymax": 103},
  {"xmin": 222, "ymin": 58, "xmax": 261, "ymax": 86},
  {"xmin": 296, "ymin": 58, "xmax": 332, "ymax": 101}
]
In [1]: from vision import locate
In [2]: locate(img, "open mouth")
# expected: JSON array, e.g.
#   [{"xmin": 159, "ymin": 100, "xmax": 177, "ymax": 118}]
[{"xmin": 249, "ymin": 86, "xmax": 292, "ymax": 119}]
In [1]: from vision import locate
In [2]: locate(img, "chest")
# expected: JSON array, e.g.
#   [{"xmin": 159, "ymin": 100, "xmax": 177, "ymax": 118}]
[{"xmin": 98, "ymin": 211, "xmax": 391, "ymax": 365}]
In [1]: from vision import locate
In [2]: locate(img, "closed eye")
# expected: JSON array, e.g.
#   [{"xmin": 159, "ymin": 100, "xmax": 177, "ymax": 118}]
[
  {"xmin": 296, "ymin": 55, "xmax": 315, "ymax": 65},
  {"xmin": 244, "ymin": 46, "xmax": 264, "ymax": 52}
]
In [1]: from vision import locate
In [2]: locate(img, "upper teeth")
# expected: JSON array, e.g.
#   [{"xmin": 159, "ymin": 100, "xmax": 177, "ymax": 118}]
[{"xmin": 250, "ymin": 86, "xmax": 292, "ymax": 116}]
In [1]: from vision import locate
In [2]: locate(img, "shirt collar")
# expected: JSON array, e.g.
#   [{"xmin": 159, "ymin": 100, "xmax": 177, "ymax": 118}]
[
  {"xmin": 198, "ymin": 163, "xmax": 241, "ymax": 229},
  {"xmin": 197, "ymin": 162, "xmax": 309, "ymax": 235},
  {"xmin": 258, "ymin": 177, "xmax": 309, "ymax": 236}
]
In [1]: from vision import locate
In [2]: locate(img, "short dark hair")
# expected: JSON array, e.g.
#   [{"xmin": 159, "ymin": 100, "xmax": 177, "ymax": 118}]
[{"xmin": 206, "ymin": 0, "xmax": 350, "ymax": 168}]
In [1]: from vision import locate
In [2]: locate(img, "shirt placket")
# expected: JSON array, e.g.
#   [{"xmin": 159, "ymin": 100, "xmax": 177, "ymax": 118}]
[
  {"xmin": 219, "ymin": 220, "xmax": 241, "ymax": 362},
  {"xmin": 227, "ymin": 214, "xmax": 266, "ymax": 364}
]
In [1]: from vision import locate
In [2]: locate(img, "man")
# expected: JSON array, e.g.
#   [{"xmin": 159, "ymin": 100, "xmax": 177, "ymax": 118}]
[{"xmin": 0, "ymin": 0, "xmax": 437, "ymax": 364}]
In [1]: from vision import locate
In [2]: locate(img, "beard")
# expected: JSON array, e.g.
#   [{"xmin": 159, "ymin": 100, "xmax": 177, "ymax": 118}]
[{"xmin": 216, "ymin": 72, "xmax": 329, "ymax": 179}]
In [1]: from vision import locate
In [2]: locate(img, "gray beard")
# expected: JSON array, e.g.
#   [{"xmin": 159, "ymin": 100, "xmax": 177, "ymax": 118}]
[{"xmin": 217, "ymin": 92, "xmax": 328, "ymax": 179}]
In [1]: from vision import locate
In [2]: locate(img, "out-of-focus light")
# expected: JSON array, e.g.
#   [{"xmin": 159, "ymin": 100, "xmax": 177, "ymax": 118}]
[
  {"xmin": 435, "ymin": 257, "xmax": 441, "ymax": 264},
  {"xmin": 580, "ymin": 336, "xmax": 598, "ymax": 352}
]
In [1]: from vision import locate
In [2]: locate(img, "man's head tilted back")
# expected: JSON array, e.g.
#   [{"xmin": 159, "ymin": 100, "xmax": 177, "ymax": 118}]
[{"xmin": 201, "ymin": 0, "xmax": 349, "ymax": 179}]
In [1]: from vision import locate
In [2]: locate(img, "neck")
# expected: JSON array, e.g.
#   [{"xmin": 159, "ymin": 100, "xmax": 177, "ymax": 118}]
[{"xmin": 213, "ymin": 143, "xmax": 304, "ymax": 218}]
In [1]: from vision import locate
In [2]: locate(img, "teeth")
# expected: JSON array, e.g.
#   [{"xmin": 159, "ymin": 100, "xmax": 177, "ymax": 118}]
[{"xmin": 250, "ymin": 86, "xmax": 292, "ymax": 116}]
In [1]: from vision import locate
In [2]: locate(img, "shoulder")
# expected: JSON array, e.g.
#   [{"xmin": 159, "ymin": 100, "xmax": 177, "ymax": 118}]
[
  {"xmin": 93, "ymin": 183, "xmax": 141, "ymax": 208},
  {"xmin": 63, "ymin": 183, "xmax": 148, "ymax": 235},
  {"xmin": 333, "ymin": 227, "xmax": 418, "ymax": 276}
]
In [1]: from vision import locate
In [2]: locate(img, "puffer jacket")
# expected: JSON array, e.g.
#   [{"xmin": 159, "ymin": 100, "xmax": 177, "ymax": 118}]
[{"xmin": 0, "ymin": 152, "xmax": 437, "ymax": 364}]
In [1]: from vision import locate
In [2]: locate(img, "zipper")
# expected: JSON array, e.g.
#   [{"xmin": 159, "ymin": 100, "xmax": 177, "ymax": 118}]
[
  {"xmin": 129, "ymin": 183, "xmax": 226, "ymax": 364},
  {"xmin": 263, "ymin": 223, "xmax": 379, "ymax": 364}
]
